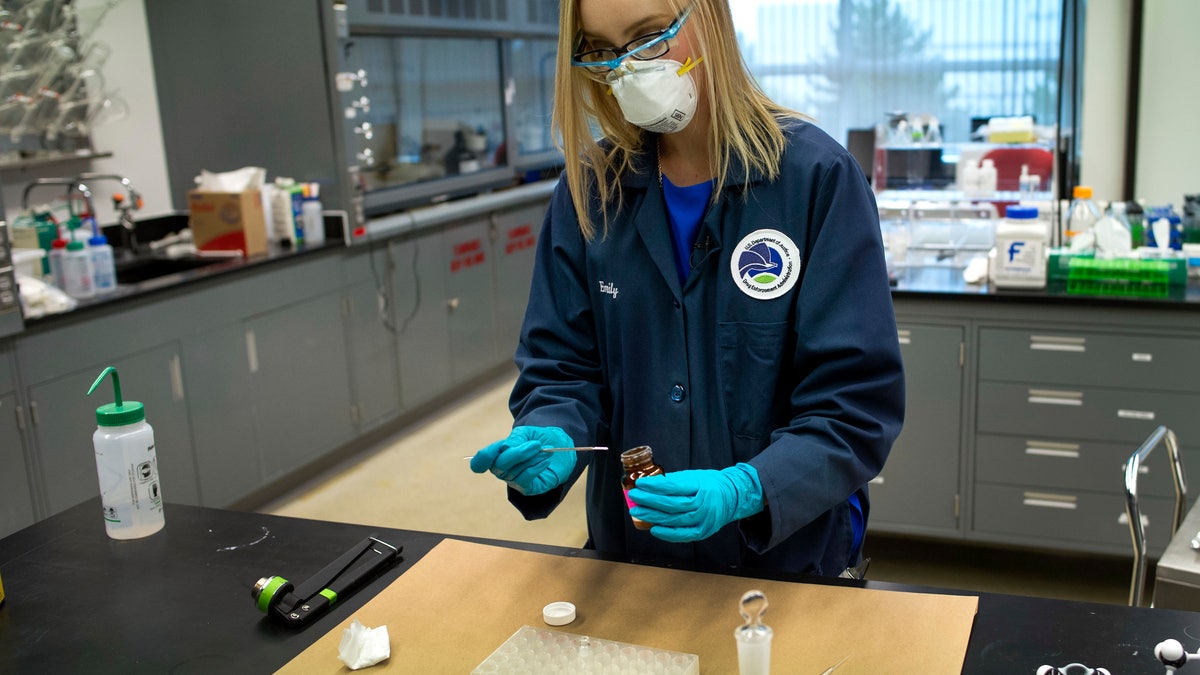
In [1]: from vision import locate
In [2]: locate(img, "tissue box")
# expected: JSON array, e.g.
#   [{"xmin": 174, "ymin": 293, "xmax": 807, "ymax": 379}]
[{"xmin": 188, "ymin": 189, "xmax": 267, "ymax": 256}]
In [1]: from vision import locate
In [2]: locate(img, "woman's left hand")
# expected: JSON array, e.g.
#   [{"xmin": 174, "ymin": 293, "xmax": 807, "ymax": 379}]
[{"xmin": 628, "ymin": 463, "xmax": 764, "ymax": 542}]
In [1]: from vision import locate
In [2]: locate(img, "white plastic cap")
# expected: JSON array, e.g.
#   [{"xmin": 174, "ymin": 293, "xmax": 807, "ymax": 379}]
[{"xmin": 542, "ymin": 601, "xmax": 576, "ymax": 626}]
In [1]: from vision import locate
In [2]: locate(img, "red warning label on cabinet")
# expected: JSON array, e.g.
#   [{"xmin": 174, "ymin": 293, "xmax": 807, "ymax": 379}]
[
  {"xmin": 450, "ymin": 239, "xmax": 486, "ymax": 273},
  {"xmin": 505, "ymin": 224, "xmax": 536, "ymax": 255}
]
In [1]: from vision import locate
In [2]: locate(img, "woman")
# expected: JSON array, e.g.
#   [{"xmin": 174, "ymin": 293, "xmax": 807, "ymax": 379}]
[{"xmin": 470, "ymin": 0, "xmax": 904, "ymax": 576}]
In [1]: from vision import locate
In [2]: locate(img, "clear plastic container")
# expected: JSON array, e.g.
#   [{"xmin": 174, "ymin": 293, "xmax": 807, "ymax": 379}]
[{"xmin": 1066, "ymin": 185, "xmax": 1100, "ymax": 246}]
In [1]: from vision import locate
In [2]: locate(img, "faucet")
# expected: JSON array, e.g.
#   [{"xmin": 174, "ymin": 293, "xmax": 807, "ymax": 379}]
[
  {"xmin": 78, "ymin": 173, "xmax": 143, "ymax": 251},
  {"xmin": 21, "ymin": 177, "xmax": 93, "ymax": 238},
  {"xmin": 22, "ymin": 174, "xmax": 144, "ymax": 252},
  {"xmin": 22, "ymin": 176, "xmax": 81, "ymax": 213}
]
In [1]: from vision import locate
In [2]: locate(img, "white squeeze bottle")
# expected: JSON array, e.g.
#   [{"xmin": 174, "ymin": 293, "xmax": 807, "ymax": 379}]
[
  {"xmin": 62, "ymin": 240, "xmax": 95, "ymax": 299},
  {"xmin": 87, "ymin": 366, "xmax": 165, "ymax": 539},
  {"xmin": 88, "ymin": 234, "xmax": 117, "ymax": 294}
]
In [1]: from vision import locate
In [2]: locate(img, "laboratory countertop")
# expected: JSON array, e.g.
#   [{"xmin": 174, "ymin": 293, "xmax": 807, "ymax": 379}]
[
  {"xmin": 0, "ymin": 499, "xmax": 1197, "ymax": 673},
  {"xmin": 20, "ymin": 238, "xmax": 343, "ymax": 330},
  {"xmin": 892, "ymin": 264, "xmax": 1200, "ymax": 308},
  {"xmin": 16, "ymin": 238, "xmax": 1200, "ymax": 334}
]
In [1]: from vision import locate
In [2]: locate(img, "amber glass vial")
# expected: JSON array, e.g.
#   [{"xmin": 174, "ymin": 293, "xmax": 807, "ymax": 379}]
[{"xmin": 620, "ymin": 445, "xmax": 665, "ymax": 530}]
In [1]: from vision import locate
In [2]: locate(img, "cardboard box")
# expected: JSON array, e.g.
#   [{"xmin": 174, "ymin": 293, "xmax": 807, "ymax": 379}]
[{"xmin": 187, "ymin": 189, "xmax": 267, "ymax": 256}]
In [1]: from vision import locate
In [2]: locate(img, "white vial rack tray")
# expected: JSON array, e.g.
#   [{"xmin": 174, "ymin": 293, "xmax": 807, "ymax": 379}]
[{"xmin": 472, "ymin": 625, "xmax": 700, "ymax": 674}]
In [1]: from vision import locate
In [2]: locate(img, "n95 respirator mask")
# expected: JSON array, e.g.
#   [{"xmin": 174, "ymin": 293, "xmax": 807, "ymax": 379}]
[{"xmin": 608, "ymin": 57, "xmax": 701, "ymax": 134}]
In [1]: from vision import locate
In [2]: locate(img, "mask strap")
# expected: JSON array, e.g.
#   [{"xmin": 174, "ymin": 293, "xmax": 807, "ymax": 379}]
[{"xmin": 676, "ymin": 56, "xmax": 704, "ymax": 76}]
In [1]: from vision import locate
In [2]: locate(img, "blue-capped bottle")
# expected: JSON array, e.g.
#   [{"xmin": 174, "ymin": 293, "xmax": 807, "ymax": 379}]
[
  {"xmin": 993, "ymin": 205, "xmax": 1048, "ymax": 289},
  {"xmin": 87, "ymin": 366, "xmax": 165, "ymax": 539}
]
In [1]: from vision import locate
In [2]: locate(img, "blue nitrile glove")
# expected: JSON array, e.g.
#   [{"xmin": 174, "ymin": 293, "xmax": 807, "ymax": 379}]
[
  {"xmin": 628, "ymin": 463, "xmax": 764, "ymax": 543},
  {"xmin": 469, "ymin": 426, "xmax": 576, "ymax": 496}
]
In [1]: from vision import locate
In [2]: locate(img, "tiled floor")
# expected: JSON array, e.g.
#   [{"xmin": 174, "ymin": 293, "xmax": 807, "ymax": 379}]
[{"xmin": 261, "ymin": 369, "xmax": 1137, "ymax": 606}]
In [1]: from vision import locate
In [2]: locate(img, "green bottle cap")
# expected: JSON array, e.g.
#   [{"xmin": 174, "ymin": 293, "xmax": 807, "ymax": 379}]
[
  {"xmin": 87, "ymin": 366, "xmax": 145, "ymax": 426},
  {"xmin": 66, "ymin": 240, "xmax": 84, "ymax": 251}
]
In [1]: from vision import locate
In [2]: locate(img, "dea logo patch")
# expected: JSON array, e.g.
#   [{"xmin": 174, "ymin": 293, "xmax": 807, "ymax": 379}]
[{"xmin": 729, "ymin": 229, "xmax": 801, "ymax": 299}]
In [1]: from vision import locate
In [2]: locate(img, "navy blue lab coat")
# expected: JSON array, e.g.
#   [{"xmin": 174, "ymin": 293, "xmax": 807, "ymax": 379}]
[{"xmin": 506, "ymin": 120, "xmax": 905, "ymax": 576}]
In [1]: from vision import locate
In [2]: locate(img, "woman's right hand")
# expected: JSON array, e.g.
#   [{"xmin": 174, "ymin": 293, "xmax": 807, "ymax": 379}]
[{"xmin": 469, "ymin": 426, "xmax": 577, "ymax": 496}]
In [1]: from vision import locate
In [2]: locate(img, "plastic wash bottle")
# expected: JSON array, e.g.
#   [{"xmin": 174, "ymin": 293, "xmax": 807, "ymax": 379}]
[
  {"xmin": 993, "ymin": 205, "xmax": 1048, "ymax": 289},
  {"xmin": 87, "ymin": 366, "xmax": 165, "ymax": 539}
]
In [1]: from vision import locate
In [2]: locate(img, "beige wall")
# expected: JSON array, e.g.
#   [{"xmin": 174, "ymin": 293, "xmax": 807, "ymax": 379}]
[
  {"xmin": 1134, "ymin": 0, "xmax": 1200, "ymax": 206},
  {"xmin": 1079, "ymin": 0, "xmax": 1132, "ymax": 202}
]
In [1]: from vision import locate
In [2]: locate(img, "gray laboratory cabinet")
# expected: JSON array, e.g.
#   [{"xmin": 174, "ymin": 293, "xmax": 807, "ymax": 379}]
[
  {"xmin": 0, "ymin": 340, "xmax": 35, "ymax": 539},
  {"xmin": 885, "ymin": 294, "xmax": 1200, "ymax": 557},
  {"xmin": 0, "ymin": 184, "xmax": 553, "ymax": 531},
  {"xmin": 13, "ymin": 301, "xmax": 201, "ymax": 521},
  {"xmin": 870, "ymin": 323, "xmax": 964, "ymax": 535},
  {"xmin": 243, "ymin": 291, "xmax": 356, "ymax": 483},
  {"xmin": 342, "ymin": 247, "xmax": 403, "ymax": 432},
  {"xmin": 391, "ymin": 228, "xmax": 456, "ymax": 411}
]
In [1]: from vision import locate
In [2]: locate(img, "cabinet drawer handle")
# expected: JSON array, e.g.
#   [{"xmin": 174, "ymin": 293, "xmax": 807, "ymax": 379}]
[
  {"xmin": 1117, "ymin": 409, "xmax": 1155, "ymax": 421},
  {"xmin": 1024, "ymin": 446, "xmax": 1081, "ymax": 459},
  {"xmin": 1022, "ymin": 491, "xmax": 1078, "ymax": 510},
  {"xmin": 1131, "ymin": 352, "xmax": 1153, "ymax": 363},
  {"xmin": 869, "ymin": 476, "xmax": 885, "ymax": 486},
  {"xmin": 1029, "ymin": 335, "xmax": 1086, "ymax": 352},
  {"xmin": 1027, "ymin": 389, "xmax": 1083, "ymax": 406},
  {"xmin": 169, "ymin": 354, "xmax": 184, "ymax": 402},
  {"xmin": 897, "ymin": 329, "xmax": 911, "ymax": 345},
  {"xmin": 245, "ymin": 330, "xmax": 259, "ymax": 374}
]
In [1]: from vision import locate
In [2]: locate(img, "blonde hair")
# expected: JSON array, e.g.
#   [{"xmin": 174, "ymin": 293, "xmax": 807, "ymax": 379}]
[{"xmin": 554, "ymin": 0, "xmax": 803, "ymax": 240}]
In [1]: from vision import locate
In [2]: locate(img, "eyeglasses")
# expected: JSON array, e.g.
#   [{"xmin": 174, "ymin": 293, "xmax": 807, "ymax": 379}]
[{"xmin": 570, "ymin": 3, "xmax": 694, "ymax": 75}]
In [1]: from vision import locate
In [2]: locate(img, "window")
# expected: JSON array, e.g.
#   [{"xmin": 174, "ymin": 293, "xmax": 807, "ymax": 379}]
[
  {"xmin": 731, "ymin": 0, "xmax": 1064, "ymax": 146},
  {"xmin": 349, "ymin": 35, "xmax": 506, "ymax": 192}
]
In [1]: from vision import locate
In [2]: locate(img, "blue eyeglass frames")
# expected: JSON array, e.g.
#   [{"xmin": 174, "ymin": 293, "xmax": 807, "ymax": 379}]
[{"xmin": 570, "ymin": 3, "xmax": 694, "ymax": 74}]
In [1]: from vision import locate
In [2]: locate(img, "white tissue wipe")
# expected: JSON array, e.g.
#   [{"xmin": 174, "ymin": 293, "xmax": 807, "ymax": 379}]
[{"xmin": 338, "ymin": 619, "xmax": 391, "ymax": 670}]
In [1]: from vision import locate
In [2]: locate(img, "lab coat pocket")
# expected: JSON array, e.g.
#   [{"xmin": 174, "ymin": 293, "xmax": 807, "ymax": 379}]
[{"xmin": 717, "ymin": 321, "xmax": 788, "ymax": 443}]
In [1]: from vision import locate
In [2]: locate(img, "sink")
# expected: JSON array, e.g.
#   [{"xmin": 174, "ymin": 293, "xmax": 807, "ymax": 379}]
[{"xmin": 114, "ymin": 256, "xmax": 228, "ymax": 285}]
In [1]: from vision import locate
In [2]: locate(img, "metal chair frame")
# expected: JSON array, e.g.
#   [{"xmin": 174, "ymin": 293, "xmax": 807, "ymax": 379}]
[{"xmin": 1123, "ymin": 425, "xmax": 1188, "ymax": 606}]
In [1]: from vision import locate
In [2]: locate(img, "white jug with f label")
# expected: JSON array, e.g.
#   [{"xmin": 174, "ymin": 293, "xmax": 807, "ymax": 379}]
[
  {"xmin": 992, "ymin": 205, "xmax": 1048, "ymax": 289},
  {"xmin": 87, "ymin": 366, "xmax": 165, "ymax": 539}
]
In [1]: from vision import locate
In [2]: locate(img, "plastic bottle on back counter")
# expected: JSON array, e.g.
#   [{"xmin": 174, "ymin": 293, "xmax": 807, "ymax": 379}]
[
  {"xmin": 88, "ymin": 233, "xmax": 117, "ymax": 294},
  {"xmin": 301, "ymin": 183, "xmax": 325, "ymax": 246},
  {"xmin": 978, "ymin": 158, "xmax": 998, "ymax": 196},
  {"xmin": 993, "ymin": 205, "xmax": 1048, "ymax": 289},
  {"xmin": 47, "ymin": 236, "xmax": 68, "ymax": 287},
  {"xmin": 62, "ymin": 240, "xmax": 95, "ymax": 299},
  {"xmin": 87, "ymin": 366, "xmax": 165, "ymax": 539},
  {"xmin": 1019, "ymin": 164, "xmax": 1041, "ymax": 195},
  {"xmin": 1182, "ymin": 194, "xmax": 1200, "ymax": 244},
  {"xmin": 1126, "ymin": 200, "xmax": 1147, "ymax": 248},
  {"xmin": 1108, "ymin": 201, "xmax": 1138, "ymax": 247},
  {"xmin": 1066, "ymin": 186, "xmax": 1100, "ymax": 249}
]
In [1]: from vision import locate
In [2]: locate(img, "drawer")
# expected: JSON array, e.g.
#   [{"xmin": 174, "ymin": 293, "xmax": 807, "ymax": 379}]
[
  {"xmin": 975, "ymin": 434, "xmax": 1190, "ymax": 499},
  {"xmin": 973, "ymin": 483, "xmax": 1179, "ymax": 552},
  {"xmin": 976, "ymin": 381, "xmax": 1200, "ymax": 446},
  {"xmin": 978, "ymin": 328, "xmax": 1200, "ymax": 392}
]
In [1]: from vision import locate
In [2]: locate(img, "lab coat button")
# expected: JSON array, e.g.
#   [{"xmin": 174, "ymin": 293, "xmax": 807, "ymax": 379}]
[{"xmin": 670, "ymin": 385, "xmax": 686, "ymax": 402}]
